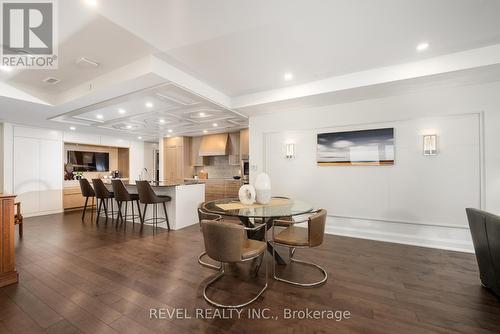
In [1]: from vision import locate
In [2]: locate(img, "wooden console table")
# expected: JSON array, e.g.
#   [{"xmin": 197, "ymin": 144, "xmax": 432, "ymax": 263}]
[{"xmin": 0, "ymin": 194, "xmax": 18, "ymax": 287}]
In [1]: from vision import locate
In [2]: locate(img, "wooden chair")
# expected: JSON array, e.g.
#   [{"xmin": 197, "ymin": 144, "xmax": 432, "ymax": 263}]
[{"xmin": 14, "ymin": 202, "xmax": 23, "ymax": 238}]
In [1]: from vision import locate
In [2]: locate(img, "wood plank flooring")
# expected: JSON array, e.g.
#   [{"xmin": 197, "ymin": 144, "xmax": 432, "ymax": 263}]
[{"xmin": 1, "ymin": 211, "xmax": 499, "ymax": 334}]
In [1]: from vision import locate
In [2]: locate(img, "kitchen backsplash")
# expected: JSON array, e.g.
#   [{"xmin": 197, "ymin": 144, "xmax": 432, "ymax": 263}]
[{"xmin": 194, "ymin": 156, "xmax": 241, "ymax": 178}]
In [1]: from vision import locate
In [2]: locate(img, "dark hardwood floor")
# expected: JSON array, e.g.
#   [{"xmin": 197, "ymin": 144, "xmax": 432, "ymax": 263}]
[{"xmin": 1, "ymin": 211, "xmax": 499, "ymax": 334}]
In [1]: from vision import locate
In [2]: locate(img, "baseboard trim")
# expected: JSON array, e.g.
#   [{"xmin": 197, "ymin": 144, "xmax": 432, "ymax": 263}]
[
  {"xmin": 325, "ymin": 216, "xmax": 474, "ymax": 253},
  {"xmin": 24, "ymin": 209, "xmax": 64, "ymax": 218}
]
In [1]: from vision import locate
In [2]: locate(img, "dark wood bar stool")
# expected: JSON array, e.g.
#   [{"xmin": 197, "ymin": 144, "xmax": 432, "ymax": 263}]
[
  {"xmin": 111, "ymin": 179, "xmax": 141, "ymax": 226},
  {"xmin": 79, "ymin": 179, "xmax": 95, "ymax": 221},
  {"xmin": 92, "ymin": 179, "xmax": 116, "ymax": 224},
  {"xmin": 136, "ymin": 180, "xmax": 171, "ymax": 230}
]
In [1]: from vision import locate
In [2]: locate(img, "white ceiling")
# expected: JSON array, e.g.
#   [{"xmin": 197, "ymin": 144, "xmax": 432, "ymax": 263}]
[
  {"xmin": 1, "ymin": 0, "xmax": 500, "ymax": 140},
  {"xmin": 99, "ymin": 0, "xmax": 500, "ymax": 96}
]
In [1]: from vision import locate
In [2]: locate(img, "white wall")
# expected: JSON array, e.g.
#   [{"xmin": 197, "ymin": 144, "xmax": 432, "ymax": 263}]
[{"xmin": 249, "ymin": 81, "xmax": 500, "ymax": 253}]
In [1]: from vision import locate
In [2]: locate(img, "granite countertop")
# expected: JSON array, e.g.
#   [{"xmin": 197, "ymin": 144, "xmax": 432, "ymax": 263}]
[{"xmin": 102, "ymin": 180, "xmax": 205, "ymax": 187}]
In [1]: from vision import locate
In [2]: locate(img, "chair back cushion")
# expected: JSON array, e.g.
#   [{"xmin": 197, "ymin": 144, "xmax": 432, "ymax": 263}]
[
  {"xmin": 79, "ymin": 178, "xmax": 95, "ymax": 197},
  {"xmin": 198, "ymin": 204, "xmax": 222, "ymax": 227},
  {"xmin": 92, "ymin": 179, "xmax": 112, "ymax": 199},
  {"xmin": 308, "ymin": 209, "xmax": 327, "ymax": 247},
  {"xmin": 111, "ymin": 179, "xmax": 131, "ymax": 201},
  {"xmin": 201, "ymin": 219, "xmax": 245, "ymax": 262},
  {"xmin": 135, "ymin": 180, "xmax": 159, "ymax": 204},
  {"xmin": 466, "ymin": 208, "xmax": 500, "ymax": 296}
]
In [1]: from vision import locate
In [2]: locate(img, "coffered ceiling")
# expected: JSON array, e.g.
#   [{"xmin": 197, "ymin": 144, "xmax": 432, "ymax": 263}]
[{"xmin": 49, "ymin": 83, "xmax": 247, "ymax": 141}]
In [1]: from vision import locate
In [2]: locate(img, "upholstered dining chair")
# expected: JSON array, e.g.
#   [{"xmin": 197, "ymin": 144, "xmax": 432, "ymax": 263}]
[
  {"xmin": 92, "ymin": 179, "xmax": 115, "ymax": 224},
  {"xmin": 14, "ymin": 202, "xmax": 23, "ymax": 238},
  {"xmin": 201, "ymin": 219, "xmax": 268, "ymax": 308},
  {"xmin": 272, "ymin": 209, "xmax": 328, "ymax": 287},
  {"xmin": 111, "ymin": 179, "xmax": 141, "ymax": 226},
  {"xmin": 197, "ymin": 205, "xmax": 245, "ymax": 270},
  {"xmin": 79, "ymin": 179, "xmax": 95, "ymax": 221}
]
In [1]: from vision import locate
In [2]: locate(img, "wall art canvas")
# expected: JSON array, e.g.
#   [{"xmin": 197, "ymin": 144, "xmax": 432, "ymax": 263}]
[{"xmin": 317, "ymin": 128, "xmax": 394, "ymax": 166}]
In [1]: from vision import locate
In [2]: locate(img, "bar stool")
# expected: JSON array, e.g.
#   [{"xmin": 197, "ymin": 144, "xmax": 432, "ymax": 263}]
[
  {"xmin": 111, "ymin": 179, "xmax": 141, "ymax": 226},
  {"xmin": 92, "ymin": 179, "xmax": 116, "ymax": 224},
  {"xmin": 79, "ymin": 179, "xmax": 95, "ymax": 221},
  {"xmin": 135, "ymin": 180, "xmax": 171, "ymax": 230}
]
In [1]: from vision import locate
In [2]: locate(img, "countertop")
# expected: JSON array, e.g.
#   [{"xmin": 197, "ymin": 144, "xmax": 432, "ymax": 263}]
[{"xmin": 102, "ymin": 180, "xmax": 205, "ymax": 188}]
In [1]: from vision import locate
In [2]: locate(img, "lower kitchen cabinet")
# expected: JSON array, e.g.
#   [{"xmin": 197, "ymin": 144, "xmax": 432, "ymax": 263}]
[{"xmin": 204, "ymin": 179, "xmax": 242, "ymax": 201}]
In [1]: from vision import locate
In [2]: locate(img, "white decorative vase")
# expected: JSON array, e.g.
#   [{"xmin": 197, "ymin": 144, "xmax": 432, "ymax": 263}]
[
  {"xmin": 238, "ymin": 185, "xmax": 256, "ymax": 205},
  {"xmin": 255, "ymin": 173, "xmax": 271, "ymax": 204}
]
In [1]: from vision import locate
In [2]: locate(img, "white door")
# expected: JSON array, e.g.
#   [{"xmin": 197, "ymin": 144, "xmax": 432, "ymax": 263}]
[{"xmin": 39, "ymin": 140, "xmax": 63, "ymax": 212}]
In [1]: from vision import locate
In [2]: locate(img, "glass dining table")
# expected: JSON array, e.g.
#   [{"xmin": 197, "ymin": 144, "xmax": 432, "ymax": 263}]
[{"xmin": 201, "ymin": 197, "xmax": 314, "ymax": 264}]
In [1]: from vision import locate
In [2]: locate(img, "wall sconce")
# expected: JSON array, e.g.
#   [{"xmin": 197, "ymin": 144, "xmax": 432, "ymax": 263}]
[
  {"xmin": 285, "ymin": 143, "xmax": 295, "ymax": 159},
  {"xmin": 423, "ymin": 134, "xmax": 437, "ymax": 155}
]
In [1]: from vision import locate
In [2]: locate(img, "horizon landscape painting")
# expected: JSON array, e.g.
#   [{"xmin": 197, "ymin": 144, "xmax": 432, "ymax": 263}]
[{"xmin": 317, "ymin": 128, "xmax": 395, "ymax": 166}]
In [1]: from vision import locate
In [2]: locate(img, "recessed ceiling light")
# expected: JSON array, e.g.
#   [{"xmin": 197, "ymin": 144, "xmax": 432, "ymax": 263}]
[
  {"xmin": 168, "ymin": 129, "xmax": 173, "ymax": 133},
  {"xmin": 137, "ymin": 136, "xmax": 142, "ymax": 140},
  {"xmin": 284, "ymin": 72, "xmax": 293, "ymax": 81},
  {"xmin": 126, "ymin": 125, "xmax": 132, "ymax": 129},
  {"xmin": 203, "ymin": 130, "xmax": 208, "ymax": 133},
  {"xmin": 84, "ymin": 0, "xmax": 98, "ymax": 7},
  {"xmin": 212, "ymin": 123, "xmax": 218, "ymax": 127},
  {"xmin": 166, "ymin": 135, "xmax": 171, "ymax": 138},
  {"xmin": 416, "ymin": 42, "xmax": 429, "ymax": 51},
  {"xmin": 145, "ymin": 102, "xmax": 153, "ymax": 108},
  {"xmin": 199, "ymin": 112, "xmax": 205, "ymax": 117},
  {"xmin": 69, "ymin": 126, "xmax": 76, "ymax": 131},
  {"xmin": 118, "ymin": 108, "xmax": 126, "ymax": 114},
  {"xmin": 0, "ymin": 66, "xmax": 12, "ymax": 73},
  {"xmin": 159, "ymin": 119, "xmax": 166, "ymax": 124},
  {"xmin": 96, "ymin": 114, "xmax": 103, "ymax": 119}
]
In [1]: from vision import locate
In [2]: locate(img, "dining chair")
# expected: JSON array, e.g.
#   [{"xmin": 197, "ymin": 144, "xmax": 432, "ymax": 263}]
[
  {"xmin": 271, "ymin": 209, "xmax": 328, "ymax": 287},
  {"xmin": 136, "ymin": 180, "xmax": 171, "ymax": 230},
  {"xmin": 111, "ymin": 179, "xmax": 141, "ymax": 226},
  {"xmin": 14, "ymin": 202, "xmax": 23, "ymax": 238},
  {"xmin": 197, "ymin": 204, "xmax": 244, "ymax": 270},
  {"xmin": 201, "ymin": 219, "xmax": 268, "ymax": 308},
  {"xmin": 79, "ymin": 178, "xmax": 95, "ymax": 221},
  {"xmin": 92, "ymin": 179, "xmax": 115, "ymax": 224}
]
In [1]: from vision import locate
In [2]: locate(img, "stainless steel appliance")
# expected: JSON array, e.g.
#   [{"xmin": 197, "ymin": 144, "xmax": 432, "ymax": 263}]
[{"xmin": 241, "ymin": 160, "xmax": 249, "ymax": 184}]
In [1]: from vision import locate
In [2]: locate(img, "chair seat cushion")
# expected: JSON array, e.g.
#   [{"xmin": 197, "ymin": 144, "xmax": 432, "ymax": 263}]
[
  {"xmin": 242, "ymin": 239, "xmax": 266, "ymax": 259},
  {"xmin": 274, "ymin": 226, "xmax": 309, "ymax": 246},
  {"xmin": 149, "ymin": 195, "xmax": 171, "ymax": 204}
]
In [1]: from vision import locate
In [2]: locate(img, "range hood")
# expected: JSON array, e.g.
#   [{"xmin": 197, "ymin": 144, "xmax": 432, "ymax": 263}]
[{"xmin": 199, "ymin": 133, "xmax": 229, "ymax": 156}]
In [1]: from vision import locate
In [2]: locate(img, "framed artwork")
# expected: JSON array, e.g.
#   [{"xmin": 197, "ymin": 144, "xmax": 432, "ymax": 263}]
[{"xmin": 317, "ymin": 128, "xmax": 394, "ymax": 166}]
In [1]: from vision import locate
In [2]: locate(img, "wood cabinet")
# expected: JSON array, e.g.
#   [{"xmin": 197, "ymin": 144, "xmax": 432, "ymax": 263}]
[
  {"xmin": 0, "ymin": 194, "xmax": 18, "ymax": 288},
  {"xmin": 228, "ymin": 132, "xmax": 240, "ymax": 165},
  {"xmin": 190, "ymin": 136, "xmax": 205, "ymax": 167},
  {"xmin": 204, "ymin": 179, "xmax": 242, "ymax": 201},
  {"xmin": 163, "ymin": 136, "xmax": 193, "ymax": 182},
  {"xmin": 240, "ymin": 128, "xmax": 249, "ymax": 160},
  {"xmin": 63, "ymin": 187, "xmax": 87, "ymax": 209}
]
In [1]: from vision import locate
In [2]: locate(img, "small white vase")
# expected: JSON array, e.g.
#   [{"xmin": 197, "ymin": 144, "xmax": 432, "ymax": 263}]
[
  {"xmin": 238, "ymin": 185, "xmax": 256, "ymax": 205},
  {"xmin": 255, "ymin": 173, "xmax": 271, "ymax": 204}
]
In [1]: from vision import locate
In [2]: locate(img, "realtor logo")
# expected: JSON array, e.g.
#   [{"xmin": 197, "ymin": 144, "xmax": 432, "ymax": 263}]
[{"xmin": 1, "ymin": 0, "xmax": 58, "ymax": 69}]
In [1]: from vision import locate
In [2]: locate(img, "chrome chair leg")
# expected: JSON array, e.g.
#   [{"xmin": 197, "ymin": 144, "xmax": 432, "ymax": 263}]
[
  {"xmin": 203, "ymin": 254, "xmax": 268, "ymax": 309},
  {"xmin": 273, "ymin": 245, "xmax": 327, "ymax": 287},
  {"xmin": 198, "ymin": 251, "xmax": 222, "ymax": 270}
]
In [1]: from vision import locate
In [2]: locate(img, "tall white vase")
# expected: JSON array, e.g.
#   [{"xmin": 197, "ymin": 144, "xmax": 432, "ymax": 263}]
[{"xmin": 255, "ymin": 173, "xmax": 271, "ymax": 204}]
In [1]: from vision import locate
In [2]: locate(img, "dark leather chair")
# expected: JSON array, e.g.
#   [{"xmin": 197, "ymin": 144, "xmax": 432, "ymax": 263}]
[
  {"xmin": 92, "ymin": 179, "xmax": 115, "ymax": 223},
  {"xmin": 272, "ymin": 209, "xmax": 328, "ymax": 287},
  {"xmin": 79, "ymin": 179, "xmax": 95, "ymax": 221},
  {"xmin": 111, "ymin": 179, "xmax": 141, "ymax": 226},
  {"xmin": 136, "ymin": 180, "xmax": 171, "ymax": 230},
  {"xmin": 466, "ymin": 208, "xmax": 500, "ymax": 296},
  {"xmin": 14, "ymin": 202, "xmax": 23, "ymax": 238}
]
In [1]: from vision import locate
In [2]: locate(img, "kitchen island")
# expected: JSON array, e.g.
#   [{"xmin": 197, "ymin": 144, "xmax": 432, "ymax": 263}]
[{"xmin": 102, "ymin": 180, "xmax": 205, "ymax": 230}]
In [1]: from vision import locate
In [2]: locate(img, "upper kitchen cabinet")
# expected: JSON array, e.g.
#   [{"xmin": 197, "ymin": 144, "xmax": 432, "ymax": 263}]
[
  {"xmin": 190, "ymin": 136, "xmax": 205, "ymax": 167},
  {"xmin": 240, "ymin": 128, "xmax": 249, "ymax": 160},
  {"xmin": 163, "ymin": 136, "xmax": 192, "ymax": 182},
  {"xmin": 228, "ymin": 132, "xmax": 240, "ymax": 165}
]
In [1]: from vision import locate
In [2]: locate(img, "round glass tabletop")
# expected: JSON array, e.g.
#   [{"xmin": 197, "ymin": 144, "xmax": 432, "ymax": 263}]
[{"xmin": 202, "ymin": 197, "xmax": 314, "ymax": 219}]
